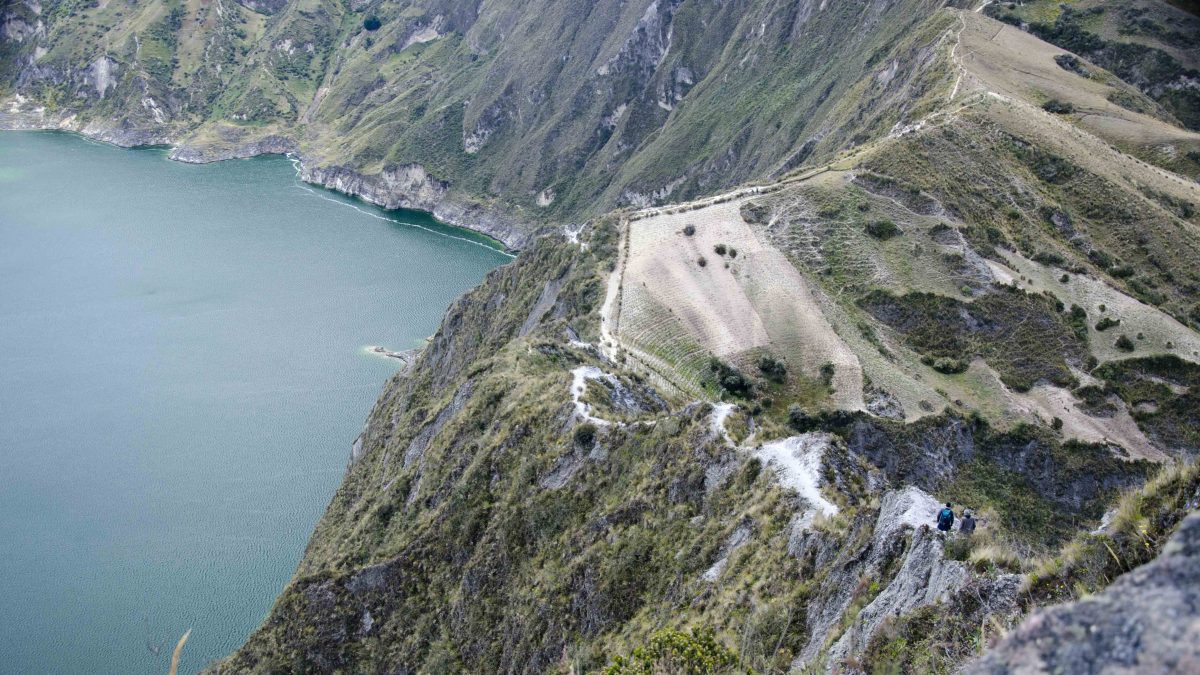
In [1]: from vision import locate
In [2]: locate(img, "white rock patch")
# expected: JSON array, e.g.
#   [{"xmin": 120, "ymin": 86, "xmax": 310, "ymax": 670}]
[{"xmin": 755, "ymin": 434, "xmax": 839, "ymax": 517}]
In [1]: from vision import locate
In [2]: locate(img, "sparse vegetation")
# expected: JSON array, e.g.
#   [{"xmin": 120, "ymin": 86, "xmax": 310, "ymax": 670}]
[
  {"xmin": 1095, "ymin": 356, "xmax": 1200, "ymax": 450},
  {"xmin": 860, "ymin": 286, "xmax": 1087, "ymax": 392},
  {"xmin": 1024, "ymin": 462, "xmax": 1200, "ymax": 605}
]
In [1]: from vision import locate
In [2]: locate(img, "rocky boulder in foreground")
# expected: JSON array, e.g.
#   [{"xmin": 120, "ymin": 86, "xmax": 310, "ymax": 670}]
[{"xmin": 971, "ymin": 513, "xmax": 1200, "ymax": 674}]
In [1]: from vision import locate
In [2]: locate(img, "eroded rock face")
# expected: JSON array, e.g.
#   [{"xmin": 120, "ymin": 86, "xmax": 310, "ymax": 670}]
[
  {"xmin": 796, "ymin": 487, "xmax": 966, "ymax": 669},
  {"xmin": 169, "ymin": 135, "xmax": 298, "ymax": 163},
  {"xmin": 300, "ymin": 162, "xmax": 534, "ymax": 250},
  {"xmin": 827, "ymin": 525, "xmax": 970, "ymax": 664},
  {"xmin": 970, "ymin": 513, "xmax": 1200, "ymax": 675}
]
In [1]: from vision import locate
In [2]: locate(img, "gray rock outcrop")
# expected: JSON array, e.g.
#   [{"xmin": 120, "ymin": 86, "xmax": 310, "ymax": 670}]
[{"xmin": 971, "ymin": 513, "xmax": 1200, "ymax": 674}]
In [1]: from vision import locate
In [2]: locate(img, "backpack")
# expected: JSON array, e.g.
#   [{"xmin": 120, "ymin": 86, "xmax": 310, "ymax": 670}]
[{"xmin": 937, "ymin": 508, "xmax": 954, "ymax": 529}]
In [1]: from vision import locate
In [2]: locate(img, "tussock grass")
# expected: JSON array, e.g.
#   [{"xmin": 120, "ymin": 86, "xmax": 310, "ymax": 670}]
[{"xmin": 1022, "ymin": 461, "xmax": 1200, "ymax": 604}]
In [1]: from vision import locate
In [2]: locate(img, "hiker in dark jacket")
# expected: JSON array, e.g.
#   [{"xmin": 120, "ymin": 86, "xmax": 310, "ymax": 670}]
[
  {"xmin": 936, "ymin": 503, "xmax": 955, "ymax": 532},
  {"xmin": 960, "ymin": 510, "xmax": 977, "ymax": 535}
]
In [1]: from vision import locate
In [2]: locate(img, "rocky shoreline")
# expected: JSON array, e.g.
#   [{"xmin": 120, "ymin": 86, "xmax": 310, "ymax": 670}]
[{"xmin": 0, "ymin": 110, "xmax": 533, "ymax": 251}]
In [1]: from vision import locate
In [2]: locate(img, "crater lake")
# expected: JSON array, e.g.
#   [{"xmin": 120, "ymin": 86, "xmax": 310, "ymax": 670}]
[{"xmin": 0, "ymin": 131, "xmax": 509, "ymax": 674}]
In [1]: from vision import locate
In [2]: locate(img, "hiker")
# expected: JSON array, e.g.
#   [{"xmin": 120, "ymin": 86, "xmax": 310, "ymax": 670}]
[
  {"xmin": 936, "ymin": 503, "xmax": 955, "ymax": 532},
  {"xmin": 960, "ymin": 510, "xmax": 977, "ymax": 535}
]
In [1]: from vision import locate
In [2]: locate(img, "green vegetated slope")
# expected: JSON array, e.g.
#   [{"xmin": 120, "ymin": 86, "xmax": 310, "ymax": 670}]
[
  {"xmin": 210, "ymin": 10, "xmax": 1200, "ymax": 671},
  {"xmin": 205, "ymin": 226, "xmax": 1156, "ymax": 674},
  {"xmin": 3, "ymin": 0, "xmax": 977, "ymax": 228}
]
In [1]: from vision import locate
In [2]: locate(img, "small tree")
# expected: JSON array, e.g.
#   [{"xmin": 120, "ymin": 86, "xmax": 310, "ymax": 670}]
[
  {"xmin": 820, "ymin": 362, "xmax": 836, "ymax": 386},
  {"xmin": 1115, "ymin": 334, "xmax": 1135, "ymax": 352},
  {"xmin": 709, "ymin": 358, "xmax": 752, "ymax": 397},
  {"xmin": 363, "ymin": 16, "xmax": 382, "ymax": 31}
]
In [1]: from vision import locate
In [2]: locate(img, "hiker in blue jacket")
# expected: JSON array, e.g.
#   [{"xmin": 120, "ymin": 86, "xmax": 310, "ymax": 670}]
[{"xmin": 936, "ymin": 503, "xmax": 955, "ymax": 532}]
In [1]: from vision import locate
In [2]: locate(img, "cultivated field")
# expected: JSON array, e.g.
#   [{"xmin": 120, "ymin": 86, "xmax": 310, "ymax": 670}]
[{"xmin": 608, "ymin": 198, "xmax": 863, "ymax": 408}]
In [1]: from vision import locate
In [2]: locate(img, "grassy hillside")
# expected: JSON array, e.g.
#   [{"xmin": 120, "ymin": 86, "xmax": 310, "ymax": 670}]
[
  {"xmin": 205, "ymin": 12, "xmax": 1199, "ymax": 671},
  {"xmin": 3, "ymin": 0, "xmax": 981, "ymax": 231}
]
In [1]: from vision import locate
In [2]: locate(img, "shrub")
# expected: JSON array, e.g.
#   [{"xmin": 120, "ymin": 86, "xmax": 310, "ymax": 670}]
[
  {"xmin": 363, "ymin": 16, "xmax": 382, "ymax": 31},
  {"xmin": 1095, "ymin": 316, "xmax": 1120, "ymax": 331},
  {"xmin": 943, "ymin": 536, "xmax": 972, "ymax": 561},
  {"xmin": 820, "ymin": 362, "xmax": 836, "ymax": 386},
  {"xmin": 1054, "ymin": 53, "xmax": 1089, "ymax": 76},
  {"xmin": 728, "ymin": 247, "xmax": 737, "ymax": 258},
  {"xmin": 573, "ymin": 422, "xmax": 597, "ymax": 448},
  {"xmin": 697, "ymin": 256, "xmax": 707, "ymax": 268},
  {"xmin": 1115, "ymin": 334, "xmax": 1135, "ymax": 351},
  {"xmin": 865, "ymin": 219, "xmax": 901, "ymax": 240},
  {"xmin": 713, "ymin": 243, "xmax": 727, "ymax": 256},
  {"xmin": 1041, "ymin": 99, "xmax": 1075, "ymax": 114},
  {"xmin": 604, "ymin": 628, "xmax": 739, "ymax": 674},
  {"xmin": 922, "ymin": 355, "xmax": 968, "ymax": 374},
  {"xmin": 709, "ymin": 358, "xmax": 753, "ymax": 397},
  {"xmin": 740, "ymin": 202, "xmax": 768, "ymax": 224},
  {"xmin": 683, "ymin": 224, "xmax": 696, "ymax": 236},
  {"xmin": 1060, "ymin": 274, "xmax": 1070, "ymax": 283},
  {"xmin": 1034, "ymin": 251, "xmax": 1066, "ymax": 266},
  {"xmin": 757, "ymin": 355, "xmax": 787, "ymax": 383},
  {"xmin": 787, "ymin": 404, "xmax": 810, "ymax": 431}
]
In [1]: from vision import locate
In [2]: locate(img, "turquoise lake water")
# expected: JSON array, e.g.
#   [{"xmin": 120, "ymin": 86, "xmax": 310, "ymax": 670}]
[{"xmin": 0, "ymin": 132, "xmax": 509, "ymax": 674}]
